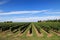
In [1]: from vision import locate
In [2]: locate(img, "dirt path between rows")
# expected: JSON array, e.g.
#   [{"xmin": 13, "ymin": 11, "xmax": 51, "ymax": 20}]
[
  {"xmin": 47, "ymin": 33, "xmax": 52, "ymax": 37},
  {"xmin": 52, "ymin": 31, "xmax": 60, "ymax": 36},
  {"xmin": 42, "ymin": 29, "xmax": 52, "ymax": 37},
  {"xmin": 32, "ymin": 24, "xmax": 43, "ymax": 37},
  {"xmin": 27, "ymin": 31, "xmax": 32, "ymax": 36}
]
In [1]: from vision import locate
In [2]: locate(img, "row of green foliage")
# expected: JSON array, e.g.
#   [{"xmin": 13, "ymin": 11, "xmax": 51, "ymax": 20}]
[
  {"xmin": 0, "ymin": 22, "xmax": 30, "ymax": 33},
  {"xmin": 35, "ymin": 22, "xmax": 60, "ymax": 33}
]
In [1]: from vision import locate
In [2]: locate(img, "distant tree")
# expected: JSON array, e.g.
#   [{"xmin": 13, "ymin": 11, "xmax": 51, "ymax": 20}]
[
  {"xmin": 38, "ymin": 20, "xmax": 42, "ymax": 22},
  {"xmin": 4, "ymin": 21, "xmax": 13, "ymax": 23},
  {"xmin": 38, "ymin": 19, "xmax": 60, "ymax": 22},
  {"xmin": 58, "ymin": 19, "xmax": 60, "ymax": 22}
]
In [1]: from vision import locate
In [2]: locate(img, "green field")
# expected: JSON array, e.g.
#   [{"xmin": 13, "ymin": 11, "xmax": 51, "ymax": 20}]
[{"xmin": 0, "ymin": 22, "xmax": 60, "ymax": 40}]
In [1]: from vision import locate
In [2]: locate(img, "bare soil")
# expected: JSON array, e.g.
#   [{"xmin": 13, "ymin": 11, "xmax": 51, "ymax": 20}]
[
  {"xmin": 33, "ymin": 24, "xmax": 43, "ymax": 37},
  {"xmin": 47, "ymin": 33, "xmax": 52, "ymax": 37},
  {"xmin": 27, "ymin": 31, "xmax": 32, "ymax": 36}
]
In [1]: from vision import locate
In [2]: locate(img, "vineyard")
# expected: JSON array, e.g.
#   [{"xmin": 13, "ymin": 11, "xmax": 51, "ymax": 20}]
[{"xmin": 0, "ymin": 22, "xmax": 60, "ymax": 40}]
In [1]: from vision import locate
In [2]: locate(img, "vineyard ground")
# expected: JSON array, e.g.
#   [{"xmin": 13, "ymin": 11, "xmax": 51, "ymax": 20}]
[{"xmin": 0, "ymin": 23, "xmax": 60, "ymax": 40}]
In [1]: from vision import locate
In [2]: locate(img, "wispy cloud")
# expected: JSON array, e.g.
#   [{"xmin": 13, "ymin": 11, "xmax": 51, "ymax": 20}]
[
  {"xmin": 0, "ymin": 10, "xmax": 48, "ymax": 15},
  {"xmin": 43, "ymin": 9, "xmax": 60, "ymax": 14},
  {"xmin": 47, "ymin": 11, "xmax": 60, "ymax": 14},
  {"xmin": 0, "ymin": 10, "xmax": 60, "ymax": 15},
  {"xmin": 0, "ymin": 0, "xmax": 10, "ymax": 5},
  {"xmin": 0, "ymin": 10, "xmax": 60, "ymax": 22},
  {"xmin": 12, "ymin": 16, "xmax": 60, "ymax": 22},
  {"xmin": 0, "ymin": 16, "xmax": 60, "ymax": 22}
]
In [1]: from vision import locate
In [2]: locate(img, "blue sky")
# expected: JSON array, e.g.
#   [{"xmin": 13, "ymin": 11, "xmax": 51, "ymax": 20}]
[{"xmin": 0, "ymin": 0, "xmax": 60, "ymax": 22}]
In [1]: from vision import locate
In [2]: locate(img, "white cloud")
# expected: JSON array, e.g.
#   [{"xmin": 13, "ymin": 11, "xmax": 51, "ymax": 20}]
[
  {"xmin": 14, "ymin": 16, "xmax": 60, "ymax": 22},
  {"xmin": 0, "ymin": 10, "xmax": 60, "ymax": 15},
  {"xmin": 47, "ymin": 11, "xmax": 60, "ymax": 14},
  {"xmin": 0, "ymin": 10, "xmax": 48, "ymax": 15},
  {"xmin": 0, "ymin": 0, "xmax": 10, "ymax": 5},
  {"xmin": 1, "ymin": 16, "xmax": 60, "ymax": 22},
  {"xmin": 0, "ymin": 10, "xmax": 60, "ymax": 22},
  {"xmin": 43, "ymin": 10, "xmax": 60, "ymax": 14}
]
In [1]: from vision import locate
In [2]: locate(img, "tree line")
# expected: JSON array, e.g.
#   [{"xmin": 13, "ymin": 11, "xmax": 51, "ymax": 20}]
[{"xmin": 38, "ymin": 19, "xmax": 60, "ymax": 22}]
